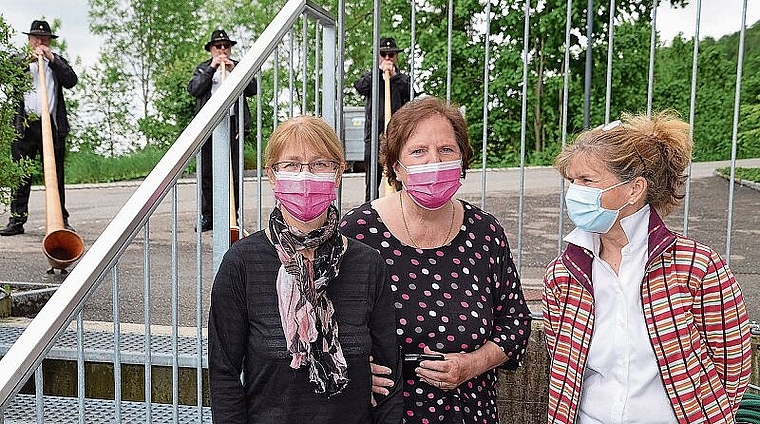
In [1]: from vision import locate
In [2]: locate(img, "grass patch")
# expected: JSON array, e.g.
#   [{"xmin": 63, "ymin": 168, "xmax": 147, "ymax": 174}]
[
  {"xmin": 46, "ymin": 142, "xmax": 260, "ymax": 185},
  {"xmin": 66, "ymin": 147, "xmax": 166, "ymax": 184},
  {"xmin": 716, "ymin": 167, "xmax": 760, "ymax": 183},
  {"xmin": 31, "ymin": 146, "xmax": 169, "ymax": 185}
]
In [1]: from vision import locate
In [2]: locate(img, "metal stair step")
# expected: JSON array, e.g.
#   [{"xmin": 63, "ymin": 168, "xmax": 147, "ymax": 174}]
[
  {"xmin": 0, "ymin": 320, "xmax": 207, "ymax": 368},
  {"xmin": 3, "ymin": 393, "xmax": 211, "ymax": 423}
]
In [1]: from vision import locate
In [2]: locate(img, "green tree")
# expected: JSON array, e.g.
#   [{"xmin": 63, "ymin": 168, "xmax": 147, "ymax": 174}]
[
  {"xmin": 88, "ymin": 0, "xmax": 205, "ymax": 146},
  {"xmin": 73, "ymin": 52, "xmax": 134, "ymax": 155},
  {"xmin": 0, "ymin": 16, "xmax": 34, "ymax": 208},
  {"xmin": 654, "ymin": 19, "xmax": 760, "ymax": 161}
]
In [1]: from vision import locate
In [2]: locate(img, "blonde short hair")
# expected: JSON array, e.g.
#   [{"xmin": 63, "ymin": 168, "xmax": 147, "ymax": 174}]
[
  {"xmin": 264, "ymin": 116, "xmax": 345, "ymax": 167},
  {"xmin": 554, "ymin": 110, "xmax": 693, "ymax": 217}
]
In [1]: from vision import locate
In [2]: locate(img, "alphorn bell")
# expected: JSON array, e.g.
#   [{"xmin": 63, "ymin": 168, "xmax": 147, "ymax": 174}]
[
  {"xmin": 381, "ymin": 68, "xmax": 396, "ymax": 197},
  {"xmin": 37, "ymin": 54, "xmax": 85, "ymax": 271},
  {"xmin": 220, "ymin": 63, "xmax": 248, "ymax": 244}
]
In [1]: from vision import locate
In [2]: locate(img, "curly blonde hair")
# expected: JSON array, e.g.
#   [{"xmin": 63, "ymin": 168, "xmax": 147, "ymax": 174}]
[{"xmin": 554, "ymin": 110, "xmax": 693, "ymax": 216}]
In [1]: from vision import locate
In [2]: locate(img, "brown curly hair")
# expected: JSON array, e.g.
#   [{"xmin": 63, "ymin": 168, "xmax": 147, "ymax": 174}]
[
  {"xmin": 381, "ymin": 96, "xmax": 474, "ymax": 191},
  {"xmin": 554, "ymin": 110, "xmax": 693, "ymax": 217}
]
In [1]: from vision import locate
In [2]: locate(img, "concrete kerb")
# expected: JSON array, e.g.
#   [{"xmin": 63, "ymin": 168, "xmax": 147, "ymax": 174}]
[{"xmin": 714, "ymin": 170, "xmax": 760, "ymax": 192}]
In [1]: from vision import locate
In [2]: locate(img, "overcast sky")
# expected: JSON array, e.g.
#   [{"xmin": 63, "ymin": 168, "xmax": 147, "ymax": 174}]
[{"xmin": 1, "ymin": 0, "xmax": 758, "ymax": 69}]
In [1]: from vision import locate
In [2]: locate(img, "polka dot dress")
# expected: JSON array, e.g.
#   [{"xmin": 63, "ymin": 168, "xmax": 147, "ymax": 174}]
[{"xmin": 339, "ymin": 200, "xmax": 531, "ymax": 424}]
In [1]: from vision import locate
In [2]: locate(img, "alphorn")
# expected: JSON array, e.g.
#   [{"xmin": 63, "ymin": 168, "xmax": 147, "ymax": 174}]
[
  {"xmin": 381, "ymin": 68, "xmax": 396, "ymax": 196},
  {"xmin": 37, "ymin": 54, "xmax": 85, "ymax": 271},
  {"xmin": 220, "ymin": 63, "xmax": 248, "ymax": 244}
]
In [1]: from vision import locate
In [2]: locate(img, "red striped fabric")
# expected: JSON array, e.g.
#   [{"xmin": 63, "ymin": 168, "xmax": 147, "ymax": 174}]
[{"xmin": 542, "ymin": 209, "xmax": 751, "ymax": 424}]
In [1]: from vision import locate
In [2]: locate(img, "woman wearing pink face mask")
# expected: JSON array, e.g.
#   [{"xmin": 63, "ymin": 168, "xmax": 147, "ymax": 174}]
[
  {"xmin": 339, "ymin": 96, "xmax": 531, "ymax": 423},
  {"xmin": 208, "ymin": 115, "xmax": 402, "ymax": 424}
]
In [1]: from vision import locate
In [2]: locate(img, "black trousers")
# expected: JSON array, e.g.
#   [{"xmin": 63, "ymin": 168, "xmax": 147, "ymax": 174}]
[
  {"xmin": 9, "ymin": 118, "xmax": 68, "ymax": 225},
  {"xmin": 364, "ymin": 140, "xmax": 383, "ymax": 202},
  {"xmin": 201, "ymin": 116, "xmax": 241, "ymax": 221}
]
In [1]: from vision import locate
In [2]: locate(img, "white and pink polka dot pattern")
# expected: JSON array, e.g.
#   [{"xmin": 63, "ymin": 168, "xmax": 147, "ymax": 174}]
[{"xmin": 340, "ymin": 200, "xmax": 531, "ymax": 423}]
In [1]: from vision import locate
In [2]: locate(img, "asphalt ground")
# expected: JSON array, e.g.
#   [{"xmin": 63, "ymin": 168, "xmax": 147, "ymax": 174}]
[{"xmin": 1, "ymin": 159, "xmax": 759, "ymax": 326}]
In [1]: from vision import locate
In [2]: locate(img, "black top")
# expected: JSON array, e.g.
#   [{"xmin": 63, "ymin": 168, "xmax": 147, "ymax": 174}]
[
  {"xmin": 209, "ymin": 230, "xmax": 403, "ymax": 424},
  {"xmin": 353, "ymin": 68, "xmax": 413, "ymax": 144},
  {"xmin": 187, "ymin": 58, "xmax": 257, "ymax": 131},
  {"xmin": 14, "ymin": 53, "xmax": 78, "ymax": 142},
  {"xmin": 339, "ymin": 200, "xmax": 532, "ymax": 424}
]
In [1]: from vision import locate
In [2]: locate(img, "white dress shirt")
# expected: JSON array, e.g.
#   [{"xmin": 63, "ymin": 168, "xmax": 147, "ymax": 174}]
[
  {"xmin": 565, "ymin": 205, "xmax": 677, "ymax": 424},
  {"xmin": 211, "ymin": 66, "xmax": 236, "ymax": 116},
  {"xmin": 24, "ymin": 58, "xmax": 57, "ymax": 119}
]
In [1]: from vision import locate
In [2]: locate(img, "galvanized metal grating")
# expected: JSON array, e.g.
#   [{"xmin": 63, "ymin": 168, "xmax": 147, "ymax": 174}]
[
  {"xmin": 3, "ymin": 394, "xmax": 212, "ymax": 423},
  {"xmin": 0, "ymin": 324, "xmax": 207, "ymax": 368}
]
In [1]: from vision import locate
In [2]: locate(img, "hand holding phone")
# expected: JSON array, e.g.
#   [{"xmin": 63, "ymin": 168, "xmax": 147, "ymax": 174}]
[{"xmin": 402, "ymin": 353, "xmax": 445, "ymax": 379}]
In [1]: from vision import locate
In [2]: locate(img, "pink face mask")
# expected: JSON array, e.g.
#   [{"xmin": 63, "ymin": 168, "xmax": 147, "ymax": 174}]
[
  {"xmin": 399, "ymin": 160, "xmax": 462, "ymax": 210},
  {"xmin": 273, "ymin": 171, "xmax": 337, "ymax": 223}
]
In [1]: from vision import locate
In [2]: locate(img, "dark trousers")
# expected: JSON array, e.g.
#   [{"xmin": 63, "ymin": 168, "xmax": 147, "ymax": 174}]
[
  {"xmin": 9, "ymin": 118, "xmax": 68, "ymax": 225},
  {"xmin": 201, "ymin": 116, "xmax": 241, "ymax": 221},
  {"xmin": 364, "ymin": 140, "xmax": 383, "ymax": 202}
]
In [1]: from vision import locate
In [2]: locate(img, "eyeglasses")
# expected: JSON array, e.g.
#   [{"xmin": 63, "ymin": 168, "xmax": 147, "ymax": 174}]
[
  {"xmin": 271, "ymin": 160, "xmax": 340, "ymax": 174},
  {"xmin": 213, "ymin": 43, "xmax": 231, "ymax": 50},
  {"xmin": 380, "ymin": 52, "xmax": 397, "ymax": 59}
]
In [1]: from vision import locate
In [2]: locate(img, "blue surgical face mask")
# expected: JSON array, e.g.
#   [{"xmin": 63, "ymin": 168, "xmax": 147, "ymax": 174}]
[{"xmin": 565, "ymin": 180, "xmax": 630, "ymax": 234}]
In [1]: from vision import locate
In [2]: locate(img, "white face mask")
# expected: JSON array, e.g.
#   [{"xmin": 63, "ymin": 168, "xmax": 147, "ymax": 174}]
[{"xmin": 564, "ymin": 180, "xmax": 630, "ymax": 233}]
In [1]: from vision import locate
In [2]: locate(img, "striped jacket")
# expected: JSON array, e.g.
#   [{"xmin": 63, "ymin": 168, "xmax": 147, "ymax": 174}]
[{"xmin": 542, "ymin": 208, "xmax": 752, "ymax": 424}]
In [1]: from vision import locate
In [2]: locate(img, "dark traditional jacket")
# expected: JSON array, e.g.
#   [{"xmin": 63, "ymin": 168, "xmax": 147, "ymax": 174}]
[
  {"xmin": 14, "ymin": 53, "xmax": 78, "ymax": 145},
  {"xmin": 353, "ymin": 67, "xmax": 413, "ymax": 144},
  {"xmin": 543, "ymin": 208, "xmax": 752, "ymax": 424},
  {"xmin": 187, "ymin": 58, "xmax": 257, "ymax": 132}
]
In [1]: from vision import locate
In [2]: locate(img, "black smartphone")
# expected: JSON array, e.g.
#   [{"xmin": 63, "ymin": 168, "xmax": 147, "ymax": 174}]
[{"xmin": 402, "ymin": 353, "xmax": 445, "ymax": 379}]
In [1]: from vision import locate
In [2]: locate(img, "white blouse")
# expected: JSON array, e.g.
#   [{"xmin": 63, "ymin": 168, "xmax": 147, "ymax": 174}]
[
  {"xmin": 24, "ymin": 58, "xmax": 57, "ymax": 119},
  {"xmin": 565, "ymin": 204, "xmax": 677, "ymax": 424}
]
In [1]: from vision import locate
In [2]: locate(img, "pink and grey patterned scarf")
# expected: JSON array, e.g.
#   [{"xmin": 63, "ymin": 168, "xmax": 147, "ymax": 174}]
[{"xmin": 269, "ymin": 205, "xmax": 349, "ymax": 396}]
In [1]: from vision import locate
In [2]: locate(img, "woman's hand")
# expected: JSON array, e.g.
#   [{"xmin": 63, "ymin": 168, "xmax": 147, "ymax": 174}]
[
  {"xmin": 369, "ymin": 355, "xmax": 394, "ymax": 406},
  {"xmin": 414, "ymin": 346, "xmax": 476, "ymax": 391}
]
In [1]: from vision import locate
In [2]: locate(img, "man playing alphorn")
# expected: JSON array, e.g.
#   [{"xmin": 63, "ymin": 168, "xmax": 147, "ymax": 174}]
[
  {"xmin": 354, "ymin": 36, "xmax": 415, "ymax": 202},
  {"xmin": 1, "ymin": 20, "xmax": 78, "ymax": 237}
]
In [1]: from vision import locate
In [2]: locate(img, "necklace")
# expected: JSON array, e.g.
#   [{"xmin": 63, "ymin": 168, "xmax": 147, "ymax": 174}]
[{"xmin": 399, "ymin": 192, "xmax": 456, "ymax": 248}]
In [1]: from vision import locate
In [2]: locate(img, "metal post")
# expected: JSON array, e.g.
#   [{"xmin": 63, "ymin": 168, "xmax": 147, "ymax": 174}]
[
  {"xmin": 558, "ymin": 0, "xmax": 574, "ymax": 253},
  {"xmin": 726, "ymin": 0, "xmax": 748, "ymax": 266},
  {"xmin": 410, "ymin": 0, "xmax": 417, "ymax": 99},
  {"xmin": 212, "ymin": 116, "xmax": 231, "ymax": 272},
  {"xmin": 257, "ymin": 70, "xmax": 264, "ymax": 230},
  {"xmin": 446, "ymin": 0, "xmax": 453, "ymax": 103},
  {"xmin": 77, "ymin": 311, "xmax": 85, "ymax": 423},
  {"xmin": 171, "ymin": 187, "xmax": 179, "ymax": 421},
  {"xmin": 369, "ymin": 0, "xmax": 381, "ymax": 200},
  {"xmin": 289, "ymin": 30, "xmax": 295, "ymax": 117},
  {"xmin": 112, "ymin": 266, "xmax": 121, "ymax": 422},
  {"xmin": 646, "ymin": 0, "xmax": 658, "ymax": 117},
  {"xmin": 480, "ymin": 0, "xmax": 492, "ymax": 209},
  {"xmin": 302, "ymin": 18, "xmax": 308, "ymax": 115},
  {"xmin": 584, "ymin": 0, "xmax": 594, "ymax": 128},
  {"xmin": 517, "ymin": 0, "xmax": 531, "ymax": 272},
  {"xmin": 684, "ymin": 0, "xmax": 703, "ymax": 236},
  {"xmin": 143, "ymin": 223, "xmax": 153, "ymax": 422},
  {"xmin": 604, "ymin": 0, "xmax": 616, "ymax": 124}
]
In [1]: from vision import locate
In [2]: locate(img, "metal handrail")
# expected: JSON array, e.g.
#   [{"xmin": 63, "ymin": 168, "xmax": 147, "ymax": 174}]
[{"xmin": 0, "ymin": 0, "xmax": 336, "ymax": 410}]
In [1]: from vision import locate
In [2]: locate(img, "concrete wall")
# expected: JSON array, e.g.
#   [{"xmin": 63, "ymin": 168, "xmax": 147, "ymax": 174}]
[
  {"xmin": 498, "ymin": 320, "xmax": 549, "ymax": 422},
  {"xmin": 18, "ymin": 361, "xmax": 209, "ymax": 406}
]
